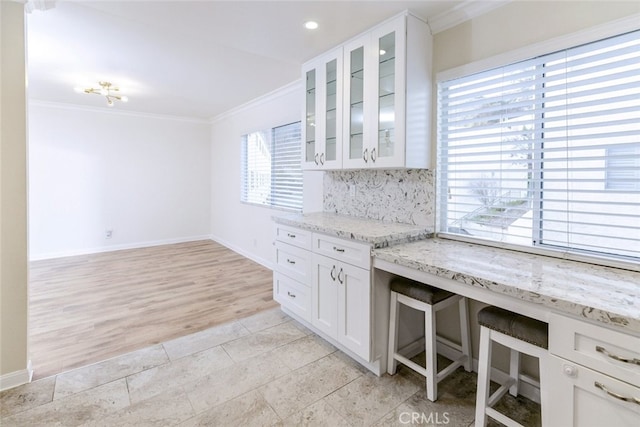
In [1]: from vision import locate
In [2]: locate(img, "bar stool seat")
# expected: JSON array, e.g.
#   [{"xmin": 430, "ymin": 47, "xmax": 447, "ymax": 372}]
[
  {"xmin": 388, "ymin": 277, "xmax": 472, "ymax": 402},
  {"xmin": 475, "ymin": 306, "xmax": 549, "ymax": 427}
]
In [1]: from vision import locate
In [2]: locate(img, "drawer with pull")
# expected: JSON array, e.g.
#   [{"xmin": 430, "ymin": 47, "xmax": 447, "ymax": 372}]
[
  {"xmin": 548, "ymin": 354, "xmax": 640, "ymax": 426},
  {"xmin": 273, "ymin": 272, "xmax": 311, "ymax": 322},
  {"xmin": 275, "ymin": 241, "xmax": 312, "ymax": 285},
  {"xmin": 549, "ymin": 313, "xmax": 640, "ymax": 386},
  {"xmin": 312, "ymin": 233, "xmax": 371, "ymax": 269},
  {"xmin": 274, "ymin": 224, "xmax": 312, "ymax": 250}
]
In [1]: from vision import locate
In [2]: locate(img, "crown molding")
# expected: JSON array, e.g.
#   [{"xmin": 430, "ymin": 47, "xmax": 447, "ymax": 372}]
[
  {"xmin": 210, "ymin": 79, "xmax": 302, "ymax": 124},
  {"xmin": 29, "ymin": 99, "xmax": 211, "ymax": 124},
  {"xmin": 427, "ymin": 0, "xmax": 512, "ymax": 34}
]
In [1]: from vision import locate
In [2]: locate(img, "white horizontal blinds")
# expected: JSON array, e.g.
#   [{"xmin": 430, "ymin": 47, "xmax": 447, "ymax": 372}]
[
  {"xmin": 270, "ymin": 122, "xmax": 303, "ymax": 211},
  {"xmin": 241, "ymin": 122, "xmax": 303, "ymax": 211},
  {"xmin": 438, "ymin": 29, "xmax": 640, "ymax": 261},
  {"xmin": 241, "ymin": 130, "xmax": 271, "ymax": 206}
]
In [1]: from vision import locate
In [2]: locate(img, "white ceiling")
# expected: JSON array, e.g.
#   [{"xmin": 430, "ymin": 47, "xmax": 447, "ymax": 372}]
[{"xmin": 26, "ymin": 0, "xmax": 468, "ymax": 120}]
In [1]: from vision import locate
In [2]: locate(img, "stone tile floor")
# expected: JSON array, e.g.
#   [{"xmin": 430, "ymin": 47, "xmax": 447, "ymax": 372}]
[{"xmin": 0, "ymin": 308, "xmax": 540, "ymax": 426}]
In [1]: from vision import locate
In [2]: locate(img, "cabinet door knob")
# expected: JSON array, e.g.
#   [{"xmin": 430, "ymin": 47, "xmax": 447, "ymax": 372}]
[
  {"xmin": 337, "ymin": 268, "xmax": 344, "ymax": 284},
  {"xmin": 287, "ymin": 291, "xmax": 296, "ymax": 298},
  {"xmin": 330, "ymin": 265, "xmax": 336, "ymax": 281},
  {"xmin": 594, "ymin": 382, "xmax": 640, "ymax": 405},
  {"xmin": 371, "ymin": 147, "xmax": 377, "ymax": 162},
  {"xmin": 287, "ymin": 233, "xmax": 296, "ymax": 238},
  {"xmin": 333, "ymin": 246, "xmax": 345, "ymax": 253},
  {"xmin": 562, "ymin": 363, "xmax": 578, "ymax": 378},
  {"xmin": 363, "ymin": 148, "xmax": 369, "ymax": 163},
  {"xmin": 596, "ymin": 345, "xmax": 640, "ymax": 366},
  {"xmin": 286, "ymin": 259, "xmax": 296, "ymax": 265},
  {"xmin": 320, "ymin": 153, "xmax": 325, "ymax": 165}
]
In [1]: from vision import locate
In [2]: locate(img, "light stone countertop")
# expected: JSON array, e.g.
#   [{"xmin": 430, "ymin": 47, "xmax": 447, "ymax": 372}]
[
  {"xmin": 373, "ymin": 239, "xmax": 640, "ymax": 334},
  {"xmin": 273, "ymin": 212, "xmax": 433, "ymax": 248}
]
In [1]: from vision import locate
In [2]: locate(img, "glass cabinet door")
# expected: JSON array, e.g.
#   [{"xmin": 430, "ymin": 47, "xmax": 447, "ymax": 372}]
[
  {"xmin": 377, "ymin": 32, "xmax": 396, "ymax": 160},
  {"xmin": 302, "ymin": 48, "xmax": 342, "ymax": 170}
]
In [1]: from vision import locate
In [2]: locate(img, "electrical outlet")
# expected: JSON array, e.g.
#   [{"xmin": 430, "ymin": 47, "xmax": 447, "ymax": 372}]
[
  {"xmin": 105, "ymin": 229, "xmax": 113, "ymax": 239},
  {"xmin": 349, "ymin": 184, "xmax": 356, "ymax": 198}
]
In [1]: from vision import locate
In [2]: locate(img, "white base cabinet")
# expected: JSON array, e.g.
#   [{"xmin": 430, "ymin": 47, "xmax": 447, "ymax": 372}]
[
  {"xmin": 312, "ymin": 252, "xmax": 371, "ymax": 361},
  {"xmin": 273, "ymin": 223, "xmax": 375, "ymax": 367},
  {"xmin": 547, "ymin": 313, "xmax": 640, "ymax": 426},
  {"xmin": 273, "ymin": 224, "xmax": 313, "ymax": 323}
]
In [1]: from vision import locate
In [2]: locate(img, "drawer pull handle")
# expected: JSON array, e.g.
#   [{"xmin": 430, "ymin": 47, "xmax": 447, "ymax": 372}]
[
  {"xmin": 287, "ymin": 233, "xmax": 296, "ymax": 239},
  {"xmin": 596, "ymin": 345, "xmax": 640, "ymax": 366},
  {"xmin": 286, "ymin": 259, "xmax": 296, "ymax": 265},
  {"xmin": 333, "ymin": 246, "xmax": 345, "ymax": 253},
  {"xmin": 594, "ymin": 382, "xmax": 640, "ymax": 405},
  {"xmin": 337, "ymin": 268, "xmax": 344, "ymax": 284},
  {"xmin": 330, "ymin": 265, "xmax": 336, "ymax": 281},
  {"xmin": 287, "ymin": 291, "xmax": 296, "ymax": 298}
]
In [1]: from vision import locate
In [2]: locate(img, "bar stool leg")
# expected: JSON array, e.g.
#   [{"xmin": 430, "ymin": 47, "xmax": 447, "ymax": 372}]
[
  {"xmin": 509, "ymin": 348, "xmax": 520, "ymax": 397},
  {"xmin": 475, "ymin": 326, "xmax": 492, "ymax": 427},
  {"xmin": 425, "ymin": 304, "xmax": 438, "ymax": 402},
  {"xmin": 387, "ymin": 291, "xmax": 399, "ymax": 375},
  {"xmin": 459, "ymin": 298, "xmax": 473, "ymax": 372}
]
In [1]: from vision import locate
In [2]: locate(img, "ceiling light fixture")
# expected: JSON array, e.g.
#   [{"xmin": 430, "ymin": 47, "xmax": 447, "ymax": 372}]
[
  {"xmin": 304, "ymin": 21, "xmax": 319, "ymax": 30},
  {"xmin": 76, "ymin": 81, "xmax": 128, "ymax": 107}
]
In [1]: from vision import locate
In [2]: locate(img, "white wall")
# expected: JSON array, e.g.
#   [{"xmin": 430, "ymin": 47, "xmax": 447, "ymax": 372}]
[
  {"xmin": 28, "ymin": 103, "xmax": 212, "ymax": 259},
  {"xmin": 210, "ymin": 81, "xmax": 323, "ymax": 268}
]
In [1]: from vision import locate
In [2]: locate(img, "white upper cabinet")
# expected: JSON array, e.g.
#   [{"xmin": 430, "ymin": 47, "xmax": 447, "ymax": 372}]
[
  {"xmin": 343, "ymin": 13, "xmax": 432, "ymax": 169},
  {"xmin": 302, "ymin": 12, "xmax": 432, "ymax": 171},
  {"xmin": 302, "ymin": 48, "xmax": 343, "ymax": 170}
]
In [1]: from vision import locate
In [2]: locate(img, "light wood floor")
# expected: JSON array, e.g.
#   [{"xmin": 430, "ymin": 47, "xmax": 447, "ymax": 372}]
[{"xmin": 29, "ymin": 240, "xmax": 277, "ymax": 380}]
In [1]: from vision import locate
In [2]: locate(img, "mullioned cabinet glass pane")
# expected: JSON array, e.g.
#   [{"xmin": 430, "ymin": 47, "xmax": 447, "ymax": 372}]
[
  {"xmin": 378, "ymin": 32, "xmax": 396, "ymax": 158},
  {"xmin": 305, "ymin": 69, "xmax": 316, "ymax": 163},
  {"xmin": 378, "ymin": 93, "xmax": 395, "ymax": 157},
  {"xmin": 326, "ymin": 59, "xmax": 337, "ymax": 162},
  {"xmin": 350, "ymin": 47, "xmax": 365, "ymax": 159}
]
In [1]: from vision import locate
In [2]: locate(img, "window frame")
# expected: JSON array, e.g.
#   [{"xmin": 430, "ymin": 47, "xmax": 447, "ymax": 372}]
[{"xmin": 435, "ymin": 15, "xmax": 640, "ymax": 272}]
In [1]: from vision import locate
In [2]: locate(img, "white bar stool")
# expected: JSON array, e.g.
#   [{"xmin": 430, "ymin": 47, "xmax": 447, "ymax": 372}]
[
  {"xmin": 475, "ymin": 306, "xmax": 549, "ymax": 427},
  {"xmin": 387, "ymin": 277, "xmax": 472, "ymax": 402}
]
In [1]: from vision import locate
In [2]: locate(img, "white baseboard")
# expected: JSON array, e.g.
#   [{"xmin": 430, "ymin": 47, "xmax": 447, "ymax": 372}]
[
  {"xmin": 209, "ymin": 235, "xmax": 274, "ymax": 271},
  {"xmin": 0, "ymin": 360, "xmax": 33, "ymax": 391},
  {"xmin": 29, "ymin": 235, "xmax": 213, "ymax": 261}
]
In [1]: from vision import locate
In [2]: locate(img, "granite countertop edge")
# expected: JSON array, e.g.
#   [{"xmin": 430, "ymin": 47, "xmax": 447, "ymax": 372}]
[{"xmin": 273, "ymin": 213, "xmax": 433, "ymax": 248}]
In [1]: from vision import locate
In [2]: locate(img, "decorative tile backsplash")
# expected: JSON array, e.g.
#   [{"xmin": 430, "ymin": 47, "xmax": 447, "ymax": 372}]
[{"xmin": 323, "ymin": 169, "xmax": 435, "ymax": 226}]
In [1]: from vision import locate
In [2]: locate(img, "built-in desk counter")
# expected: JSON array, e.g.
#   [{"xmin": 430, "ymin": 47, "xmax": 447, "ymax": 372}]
[
  {"xmin": 373, "ymin": 238, "xmax": 640, "ymax": 335},
  {"xmin": 374, "ymin": 239, "xmax": 640, "ymax": 426}
]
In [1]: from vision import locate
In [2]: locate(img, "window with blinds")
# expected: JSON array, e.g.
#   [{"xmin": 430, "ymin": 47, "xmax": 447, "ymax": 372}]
[
  {"xmin": 437, "ymin": 30, "xmax": 640, "ymax": 262},
  {"xmin": 241, "ymin": 121, "xmax": 303, "ymax": 211}
]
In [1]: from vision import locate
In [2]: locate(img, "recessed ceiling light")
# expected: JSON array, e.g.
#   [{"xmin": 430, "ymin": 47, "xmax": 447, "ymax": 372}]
[{"xmin": 304, "ymin": 21, "xmax": 319, "ymax": 30}]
